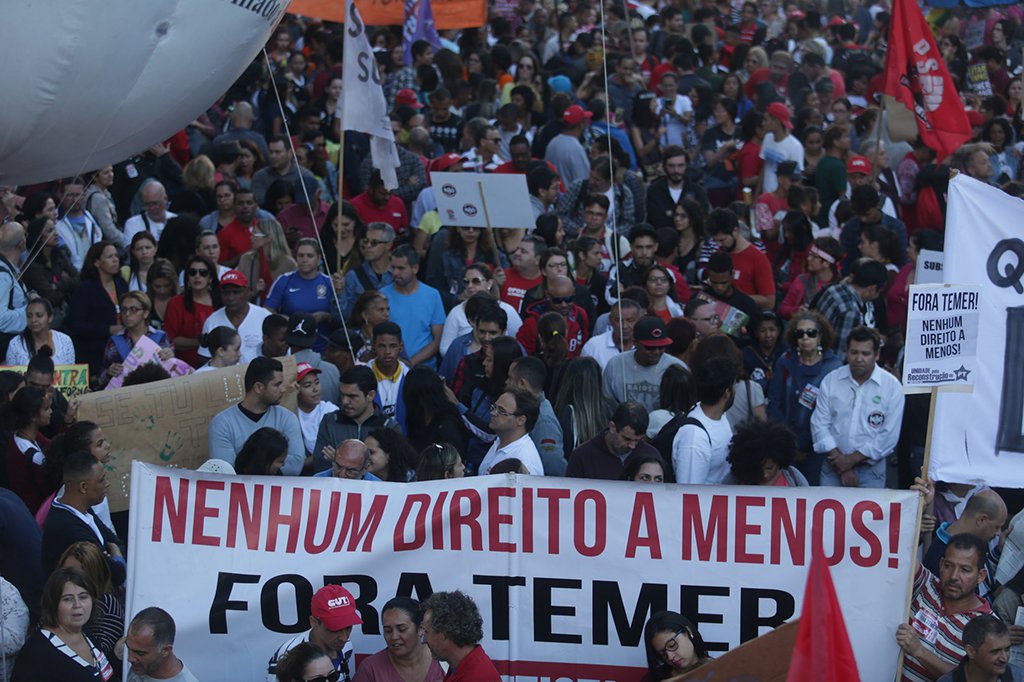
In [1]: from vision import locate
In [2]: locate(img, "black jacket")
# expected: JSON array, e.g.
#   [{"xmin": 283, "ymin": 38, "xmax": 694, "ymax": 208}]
[
  {"xmin": 645, "ymin": 175, "xmax": 710, "ymax": 228},
  {"xmin": 42, "ymin": 503, "xmax": 126, "ymax": 587}
]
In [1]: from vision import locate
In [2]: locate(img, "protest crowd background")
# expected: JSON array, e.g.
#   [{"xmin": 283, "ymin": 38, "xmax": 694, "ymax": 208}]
[{"xmin": 1, "ymin": 0, "xmax": 1024, "ymax": 679}]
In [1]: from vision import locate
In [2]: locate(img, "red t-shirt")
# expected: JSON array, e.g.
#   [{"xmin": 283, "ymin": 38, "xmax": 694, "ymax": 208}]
[
  {"xmin": 351, "ymin": 192, "xmax": 409, "ymax": 235},
  {"xmin": 731, "ymin": 243, "xmax": 776, "ymax": 298},
  {"xmin": 736, "ymin": 142, "xmax": 763, "ymax": 197},
  {"xmin": 446, "ymin": 646, "xmax": 501, "ymax": 682},
  {"xmin": 500, "ymin": 269, "xmax": 543, "ymax": 313},
  {"xmin": 217, "ymin": 220, "xmax": 253, "ymax": 264}
]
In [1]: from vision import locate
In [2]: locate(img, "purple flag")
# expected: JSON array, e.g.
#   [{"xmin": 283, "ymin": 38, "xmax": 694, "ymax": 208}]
[{"xmin": 402, "ymin": 0, "xmax": 441, "ymax": 66}]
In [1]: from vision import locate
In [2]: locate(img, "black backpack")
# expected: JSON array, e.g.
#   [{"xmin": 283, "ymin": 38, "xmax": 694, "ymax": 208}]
[{"xmin": 652, "ymin": 413, "xmax": 711, "ymax": 483}]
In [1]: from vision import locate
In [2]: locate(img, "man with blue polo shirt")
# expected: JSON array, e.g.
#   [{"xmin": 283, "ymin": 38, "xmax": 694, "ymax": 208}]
[{"xmin": 381, "ymin": 245, "xmax": 445, "ymax": 368}]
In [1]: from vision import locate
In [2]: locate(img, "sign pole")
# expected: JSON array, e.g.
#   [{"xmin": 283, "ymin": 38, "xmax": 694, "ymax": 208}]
[
  {"xmin": 476, "ymin": 180, "xmax": 493, "ymax": 228},
  {"xmin": 895, "ymin": 385, "xmax": 937, "ymax": 677},
  {"xmin": 336, "ymin": 130, "xmax": 346, "ymax": 272}
]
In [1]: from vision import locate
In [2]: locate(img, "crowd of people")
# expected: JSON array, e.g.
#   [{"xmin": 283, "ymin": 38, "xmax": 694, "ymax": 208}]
[{"xmin": 2, "ymin": 0, "xmax": 1024, "ymax": 680}]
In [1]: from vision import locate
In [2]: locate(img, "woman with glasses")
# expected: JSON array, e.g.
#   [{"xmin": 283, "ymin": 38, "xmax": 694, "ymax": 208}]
[
  {"xmin": 97, "ymin": 291, "xmax": 174, "ymax": 388},
  {"xmin": 353, "ymin": 597, "xmax": 444, "ymax": 682},
  {"xmin": 198, "ymin": 180, "xmax": 238, "ymax": 233},
  {"xmin": 766, "ymin": 310, "xmax": 841, "ymax": 485},
  {"xmin": 641, "ymin": 611, "xmax": 710, "ymax": 680},
  {"xmin": 643, "ymin": 264, "xmax": 682, "ymax": 322},
  {"xmin": 425, "ymin": 225, "xmax": 506, "ymax": 311},
  {"xmin": 164, "ymin": 255, "xmax": 221, "ymax": 368},
  {"xmin": 439, "ymin": 264, "xmax": 522, "ymax": 356}
]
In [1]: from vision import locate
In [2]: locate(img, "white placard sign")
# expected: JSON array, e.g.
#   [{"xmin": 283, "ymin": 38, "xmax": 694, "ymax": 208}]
[
  {"xmin": 915, "ymin": 249, "xmax": 944, "ymax": 284},
  {"xmin": 430, "ymin": 171, "xmax": 534, "ymax": 228},
  {"xmin": 901, "ymin": 284, "xmax": 981, "ymax": 392}
]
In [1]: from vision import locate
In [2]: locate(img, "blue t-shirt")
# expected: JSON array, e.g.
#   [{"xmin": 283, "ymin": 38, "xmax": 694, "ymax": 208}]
[
  {"xmin": 381, "ymin": 282, "xmax": 445, "ymax": 367},
  {"xmin": 265, "ymin": 271, "xmax": 334, "ymax": 350}
]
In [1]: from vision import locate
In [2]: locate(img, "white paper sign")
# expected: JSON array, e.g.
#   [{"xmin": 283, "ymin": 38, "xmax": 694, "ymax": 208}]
[
  {"xmin": 915, "ymin": 249, "xmax": 944, "ymax": 284},
  {"xmin": 901, "ymin": 284, "xmax": 980, "ymax": 391},
  {"xmin": 430, "ymin": 171, "xmax": 534, "ymax": 228}
]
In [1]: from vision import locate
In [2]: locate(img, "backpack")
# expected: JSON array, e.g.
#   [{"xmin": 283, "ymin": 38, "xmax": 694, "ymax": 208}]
[{"xmin": 652, "ymin": 413, "xmax": 711, "ymax": 483}]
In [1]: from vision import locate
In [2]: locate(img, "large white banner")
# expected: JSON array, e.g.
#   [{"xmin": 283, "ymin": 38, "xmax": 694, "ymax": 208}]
[
  {"xmin": 126, "ymin": 464, "xmax": 917, "ymax": 681},
  {"xmin": 934, "ymin": 174, "xmax": 1024, "ymax": 485}
]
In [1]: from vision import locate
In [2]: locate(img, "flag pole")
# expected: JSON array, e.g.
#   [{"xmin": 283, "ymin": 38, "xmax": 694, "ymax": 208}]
[{"xmin": 336, "ymin": 126, "xmax": 346, "ymax": 273}]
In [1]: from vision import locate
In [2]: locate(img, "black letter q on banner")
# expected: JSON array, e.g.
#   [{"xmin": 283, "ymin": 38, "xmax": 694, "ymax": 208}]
[{"xmin": 987, "ymin": 238, "xmax": 1024, "ymax": 294}]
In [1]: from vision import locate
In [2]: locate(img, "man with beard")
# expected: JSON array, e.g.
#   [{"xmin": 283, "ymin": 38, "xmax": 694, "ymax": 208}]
[
  {"xmin": 672, "ymin": 356, "xmax": 736, "ymax": 484},
  {"xmin": 897, "ymin": 534, "xmax": 994, "ymax": 682},
  {"xmin": 606, "ymin": 224, "xmax": 662, "ymax": 306},
  {"xmin": 812, "ymin": 326, "xmax": 904, "ymax": 488},
  {"xmin": 646, "ymin": 146, "xmax": 710, "ymax": 227},
  {"xmin": 208, "ymin": 356, "xmax": 304, "ymax": 475},
  {"xmin": 704, "ymin": 208, "xmax": 775, "ymax": 309},
  {"xmin": 267, "ymin": 585, "xmax": 363, "ymax": 682}
]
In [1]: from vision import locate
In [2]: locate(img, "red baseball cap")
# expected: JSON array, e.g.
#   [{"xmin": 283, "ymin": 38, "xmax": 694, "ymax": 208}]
[
  {"xmin": 311, "ymin": 585, "xmax": 362, "ymax": 630},
  {"xmin": 395, "ymin": 89, "xmax": 422, "ymax": 109},
  {"xmin": 562, "ymin": 104, "xmax": 593, "ymax": 126},
  {"xmin": 846, "ymin": 155, "xmax": 872, "ymax": 175},
  {"xmin": 219, "ymin": 269, "xmax": 248, "ymax": 288},
  {"xmin": 766, "ymin": 102, "xmax": 793, "ymax": 130},
  {"xmin": 296, "ymin": 362, "xmax": 321, "ymax": 383},
  {"xmin": 431, "ymin": 152, "xmax": 464, "ymax": 172}
]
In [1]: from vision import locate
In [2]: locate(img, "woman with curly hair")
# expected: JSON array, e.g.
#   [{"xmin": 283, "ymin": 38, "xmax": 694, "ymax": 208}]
[
  {"xmin": 724, "ymin": 418, "xmax": 808, "ymax": 485},
  {"xmin": 365, "ymin": 428, "xmax": 418, "ymax": 482}
]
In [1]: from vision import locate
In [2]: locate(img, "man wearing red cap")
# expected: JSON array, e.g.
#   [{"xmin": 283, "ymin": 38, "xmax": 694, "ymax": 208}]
[
  {"xmin": 544, "ymin": 104, "xmax": 592, "ymax": 186},
  {"xmin": 266, "ymin": 584, "xmax": 363, "ymax": 682},
  {"xmin": 199, "ymin": 269, "xmax": 272, "ymax": 363},
  {"xmin": 824, "ymin": 154, "xmax": 899, "ymax": 234},
  {"xmin": 758, "ymin": 101, "xmax": 804, "ymax": 195}
]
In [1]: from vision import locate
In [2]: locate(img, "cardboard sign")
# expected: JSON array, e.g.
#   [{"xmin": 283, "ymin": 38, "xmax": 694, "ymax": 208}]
[
  {"xmin": 76, "ymin": 356, "xmax": 297, "ymax": 512},
  {"xmin": 0, "ymin": 364, "xmax": 90, "ymax": 399},
  {"xmin": 430, "ymin": 172, "xmax": 535, "ymax": 229},
  {"xmin": 901, "ymin": 283, "xmax": 981, "ymax": 392},
  {"xmin": 672, "ymin": 620, "xmax": 798, "ymax": 681},
  {"xmin": 915, "ymin": 249, "xmax": 944, "ymax": 284}
]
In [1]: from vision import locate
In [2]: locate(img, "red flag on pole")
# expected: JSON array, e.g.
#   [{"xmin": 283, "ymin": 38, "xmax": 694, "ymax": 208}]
[
  {"xmin": 786, "ymin": 550, "xmax": 861, "ymax": 682},
  {"xmin": 882, "ymin": 0, "xmax": 971, "ymax": 162}
]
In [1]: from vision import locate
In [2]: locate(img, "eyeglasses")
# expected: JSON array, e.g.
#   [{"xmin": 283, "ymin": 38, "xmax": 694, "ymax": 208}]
[
  {"xmin": 518, "ymin": 63, "xmax": 534, "ymax": 69},
  {"xmin": 795, "ymin": 328, "xmax": 820, "ymax": 339},
  {"xmin": 658, "ymin": 628, "xmax": 688, "ymax": 661},
  {"xmin": 305, "ymin": 672, "xmax": 341, "ymax": 682},
  {"xmin": 546, "ymin": 261, "xmax": 568, "ymax": 270},
  {"xmin": 121, "ymin": 306, "xmax": 145, "ymax": 314},
  {"xmin": 490, "ymin": 403, "xmax": 519, "ymax": 417},
  {"xmin": 463, "ymin": 276, "xmax": 486, "ymax": 286},
  {"xmin": 333, "ymin": 463, "xmax": 366, "ymax": 478},
  {"xmin": 548, "ymin": 295, "xmax": 574, "ymax": 304},
  {"xmin": 361, "ymin": 238, "xmax": 391, "ymax": 247},
  {"xmin": 187, "ymin": 268, "xmax": 210, "ymax": 277}
]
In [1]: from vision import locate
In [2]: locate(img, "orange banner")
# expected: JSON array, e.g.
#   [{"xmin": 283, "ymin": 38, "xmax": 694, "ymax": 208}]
[{"xmin": 288, "ymin": 0, "xmax": 486, "ymax": 29}]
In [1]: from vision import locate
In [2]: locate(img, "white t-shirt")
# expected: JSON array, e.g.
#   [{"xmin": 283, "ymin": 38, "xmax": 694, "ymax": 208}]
[
  {"xmin": 199, "ymin": 304, "xmax": 272, "ymax": 363},
  {"xmin": 759, "ymin": 132, "xmax": 804, "ymax": 193},
  {"xmin": 124, "ymin": 210, "xmax": 177, "ymax": 242},
  {"xmin": 671, "ymin": 404, "xmax": 734, "ymax": 485},
  {"xmin": 298, "ymin": 401, "xmax": 339, "ymax": 454},
  {"xmin": 479, "ymin": 433, "xmax": 544, "ymax": 476},
  {"xmin": 656, "ymin": 94, "xmax": 694, "ymax": 147}
]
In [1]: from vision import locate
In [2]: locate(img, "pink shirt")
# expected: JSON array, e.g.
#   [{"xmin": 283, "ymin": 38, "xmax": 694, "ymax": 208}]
[{"xmin": 354, "ymin": 649, "xmax": 444, "ymax": 682}]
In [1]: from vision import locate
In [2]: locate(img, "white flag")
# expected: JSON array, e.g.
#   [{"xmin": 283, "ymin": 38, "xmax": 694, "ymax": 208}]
[{"xmin": 341, "ymin": 0, "xmax": 400, "ymax": 189}]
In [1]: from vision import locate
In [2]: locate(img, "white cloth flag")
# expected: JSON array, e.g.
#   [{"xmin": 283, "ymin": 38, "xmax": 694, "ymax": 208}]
[
  {"xmin": 341, "ymin": 0, "xmax": 399, "ymax": 189},
  {"xmin": 932, "ymin": 173, "xmax": 1024, "ymax": 487}
]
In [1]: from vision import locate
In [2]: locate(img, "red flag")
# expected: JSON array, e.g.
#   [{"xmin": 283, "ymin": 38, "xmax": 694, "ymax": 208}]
[
  {"xmin": 882, "ymin": 0, "xmax": 971, "ymax": 162},
  {"xmin": 786, "ymin": 550, "xmax": 860, "ymax": 682}
]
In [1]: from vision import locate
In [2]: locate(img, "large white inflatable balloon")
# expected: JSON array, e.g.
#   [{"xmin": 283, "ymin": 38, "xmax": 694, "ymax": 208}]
[{"xmin": 0, "ymin": 0, "xmax": 291, "ymax": 186}]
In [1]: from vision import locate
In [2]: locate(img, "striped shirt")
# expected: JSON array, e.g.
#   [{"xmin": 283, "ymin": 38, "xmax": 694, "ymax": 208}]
[{"xmin": 901, "ymin": 566, "xmax": 993, "ymax": 682}]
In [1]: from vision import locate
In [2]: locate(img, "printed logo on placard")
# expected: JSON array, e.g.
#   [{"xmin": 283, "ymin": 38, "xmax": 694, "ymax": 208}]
[
  {"xmin": 462, "ymin": 204, "xmax": 478, "ymax": 217},
  {"xmin": 441, "ymin": 183, "xmax": 456, "ymax": 197},
  {"xmin": 867, "ymin": 411, "xmax": 885, "ymax": 428}
]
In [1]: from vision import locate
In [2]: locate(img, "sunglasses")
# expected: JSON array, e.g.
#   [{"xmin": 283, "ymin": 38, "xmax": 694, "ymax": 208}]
[
  {"xmin": 795, "ymin": 328, "xmax": 820, "ymax": 339},
  {"xmin": 305, "ymin": 672, "xmax": 341, "ymax": 682},
  {"xmin": 187, "ymin": 268, "xmax": 210, "ymax": 277},
  {"xmin": 548, "ymin": 295, "xmax": 574, "ymax": 304},
  {"xmin": 463, "ymin": 276, "xmax": 486, "ymax": 286}
]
